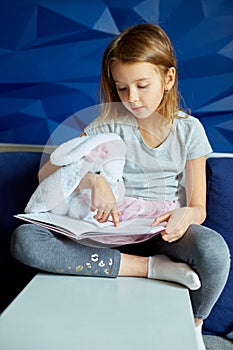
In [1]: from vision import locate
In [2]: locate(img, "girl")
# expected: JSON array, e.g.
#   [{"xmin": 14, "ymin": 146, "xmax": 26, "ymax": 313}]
[{"xmin": 11, "ymin": 24, "xmax": 230, "ymax": 350}]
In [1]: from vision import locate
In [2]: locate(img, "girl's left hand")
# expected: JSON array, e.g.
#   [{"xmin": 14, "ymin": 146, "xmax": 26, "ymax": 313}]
[{"xmin": 152, "ymin": 207, "xmax": 194, "ymax": 243}]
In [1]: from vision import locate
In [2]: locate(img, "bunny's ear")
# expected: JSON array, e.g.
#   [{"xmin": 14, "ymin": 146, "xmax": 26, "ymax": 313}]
[
  {"xmin": 85, "ymin": 145, "xmax": 109, "ymax": 162},
  {"xmin": 51, "ymin": 133, "xmax": 125, "ymax": 166}
]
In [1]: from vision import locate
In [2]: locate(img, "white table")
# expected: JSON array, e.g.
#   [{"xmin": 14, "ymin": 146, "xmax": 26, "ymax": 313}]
[{"xmin": 0, "ymin": 273, "xmax": 198, "ymax": 350}]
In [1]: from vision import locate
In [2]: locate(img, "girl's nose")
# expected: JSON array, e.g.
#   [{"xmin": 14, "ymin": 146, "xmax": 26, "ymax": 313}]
[{"xmin": 128, "ymin": 88, "xmax": 139, "ymax": 103}]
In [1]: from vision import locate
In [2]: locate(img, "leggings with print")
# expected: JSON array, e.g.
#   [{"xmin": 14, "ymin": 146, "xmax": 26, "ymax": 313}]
[{"xmin": 10, "ymin": 223, "xmax": 230, "ymax": 320}]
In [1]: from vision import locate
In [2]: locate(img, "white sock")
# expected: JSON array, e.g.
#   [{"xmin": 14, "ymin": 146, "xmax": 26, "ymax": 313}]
[
  {"xmin": 147, "ymin": 254, "xmax": 201, "ymax": 290},
  {"xmin": 195, "ymin": 323, "xmax": 206, "ymax": 350}
]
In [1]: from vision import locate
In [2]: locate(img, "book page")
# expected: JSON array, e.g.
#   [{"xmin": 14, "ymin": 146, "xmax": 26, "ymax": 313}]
[
  {"xmin": 14, "ymin": 212, "xmax": 165, "ymax": 240},
  {"xmin": 15, "ymin": 212, "xmax": 96, "ymax": 237}
]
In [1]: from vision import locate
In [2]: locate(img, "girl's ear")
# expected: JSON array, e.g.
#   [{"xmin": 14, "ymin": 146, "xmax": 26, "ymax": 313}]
[{"xmin": 165, "ymin": 67, "xmax": 176, "ymax": 92}]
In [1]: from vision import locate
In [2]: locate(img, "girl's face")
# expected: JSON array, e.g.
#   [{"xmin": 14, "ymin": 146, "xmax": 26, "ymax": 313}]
[{"xmin": 111, "ymin": 61, "xmax": 175, "ymax": 119}]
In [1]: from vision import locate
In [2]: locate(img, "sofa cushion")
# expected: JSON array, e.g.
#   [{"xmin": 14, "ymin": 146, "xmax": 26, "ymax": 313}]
[{"xmin": 203, "ymin": 157, "xmax": 233, "ymax": 336}]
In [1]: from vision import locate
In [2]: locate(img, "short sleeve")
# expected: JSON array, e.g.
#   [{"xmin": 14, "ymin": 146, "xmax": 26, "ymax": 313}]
[
  {"xmin": 84, "ymin": 118, "xmax": 115, "ymax": 136},
  {"xmin": 185, "ymin": 117, "xmax": 212, "ymax": 160}
]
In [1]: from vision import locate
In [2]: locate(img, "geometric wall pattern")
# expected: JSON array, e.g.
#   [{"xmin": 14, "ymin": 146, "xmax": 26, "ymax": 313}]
[{"xmin": 0, "ymin": 0, "xmax": 232, "ymax": 151}]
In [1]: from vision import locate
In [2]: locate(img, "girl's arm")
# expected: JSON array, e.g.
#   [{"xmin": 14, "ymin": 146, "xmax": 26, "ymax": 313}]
[
  {"xmin": 185, "ymin": 155, "xmax": 207, "ymax": 223},
  {"xmin": 38, "ymin": 133, "xmax": 119, "ymax": 226},
  {"xmin": 38, "ymin": 161, "xmax": 61, "ymax": 183},
  {"xmin": 38, "ymin": 165, "xmax": 119, "ymax": 226},
  {"xmin": 152, "ymin": 155, "xmax": 207, "ymax": 242}
]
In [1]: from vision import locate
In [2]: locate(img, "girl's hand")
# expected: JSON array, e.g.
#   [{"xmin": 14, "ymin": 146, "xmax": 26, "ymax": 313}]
[
  {"xmin": 152, "ymin": 207, "xmax": 195, "ymax": 243},
  {"xmin": 90, "ymin": 174, "xmax": 120, "ymax": 227}
]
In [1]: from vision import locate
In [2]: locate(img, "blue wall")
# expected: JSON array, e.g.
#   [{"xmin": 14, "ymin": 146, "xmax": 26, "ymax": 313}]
[{"xmin": 0, "ymin": 0, "xmax": 232, "ymax": 151}]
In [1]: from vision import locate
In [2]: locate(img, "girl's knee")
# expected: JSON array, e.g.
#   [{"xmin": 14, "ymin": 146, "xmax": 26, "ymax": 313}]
[
  {"xmin": 10, "ymin": 224, "xmax": 42, "ymax": 265},
  {"xmin": 11, "ymin": 224, "xmax": 30, "ymax": 260},
  {"xmin": 187, "ymin": 224, "xmax": 230, "ymax": 270}
]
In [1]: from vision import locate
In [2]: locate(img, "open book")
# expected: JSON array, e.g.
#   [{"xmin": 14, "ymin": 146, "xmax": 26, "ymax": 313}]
[{"xmin": 14, "ymin": 212, "xmax": 166, "ymax": 247}]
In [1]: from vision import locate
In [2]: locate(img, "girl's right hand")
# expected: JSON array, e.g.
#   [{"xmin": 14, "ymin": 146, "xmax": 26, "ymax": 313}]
[{"xmin": 90, "ymin": 174, "xmax": 120, "ymax": 227}]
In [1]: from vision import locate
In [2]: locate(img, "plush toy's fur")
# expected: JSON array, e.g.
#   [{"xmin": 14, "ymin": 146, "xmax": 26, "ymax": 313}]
[{"xmin": 25, "ymin": 133, "xmax": 126, "ymax": 219}]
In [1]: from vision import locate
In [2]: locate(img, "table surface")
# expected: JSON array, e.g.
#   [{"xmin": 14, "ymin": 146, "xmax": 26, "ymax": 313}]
[{"xmin": 0, "ymin": 273, "xmax": 198, "ymax": 350}]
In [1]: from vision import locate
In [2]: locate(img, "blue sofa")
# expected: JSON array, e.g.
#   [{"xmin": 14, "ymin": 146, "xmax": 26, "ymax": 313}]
[
  {"xmin": 0, "ymin": 149, "xmax": 50, "ymax": 313},
  {"xmin": 0, "ymin": 147, "xmax": 232, "ymax": 346},
  {"xmin": 203, "ymin": 154, "xmax": 233, "ymax": 340}
]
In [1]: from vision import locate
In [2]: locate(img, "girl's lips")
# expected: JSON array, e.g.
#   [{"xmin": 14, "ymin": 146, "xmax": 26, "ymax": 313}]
[{"xmin": 131, "ymin": 106, "xmax": 144, "ymax": 113}]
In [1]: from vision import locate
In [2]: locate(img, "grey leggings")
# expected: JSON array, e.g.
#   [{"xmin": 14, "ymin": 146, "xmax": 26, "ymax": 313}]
[{"xmin": 11, "ymin": 223, "xmax": 230, "ymax": 319}]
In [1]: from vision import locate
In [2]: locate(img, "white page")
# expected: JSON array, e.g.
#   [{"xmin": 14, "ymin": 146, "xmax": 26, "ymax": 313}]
[{"xmin": 15, "ymin": 212, "xmax": 165, "ymax": 239}]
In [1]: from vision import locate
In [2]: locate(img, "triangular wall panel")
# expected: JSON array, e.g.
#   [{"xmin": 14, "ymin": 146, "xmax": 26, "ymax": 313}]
[{"xmin": 0, "ymin": 0, "xmax": 232, "ymax": 151}]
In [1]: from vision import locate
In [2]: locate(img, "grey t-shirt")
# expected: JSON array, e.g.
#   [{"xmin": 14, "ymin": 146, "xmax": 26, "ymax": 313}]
[{"xmin": 84, "ymin": 115, "xmax": 212, "ymax": 205}]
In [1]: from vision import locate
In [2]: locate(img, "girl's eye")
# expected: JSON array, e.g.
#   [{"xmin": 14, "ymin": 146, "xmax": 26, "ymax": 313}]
[
  {"xmin": 138, "ymin": 85, "xmax": 148, "ymax": 89},
  {"xmin": 116, "ymin": 84, "xmax": 149, "ymax": 91}
]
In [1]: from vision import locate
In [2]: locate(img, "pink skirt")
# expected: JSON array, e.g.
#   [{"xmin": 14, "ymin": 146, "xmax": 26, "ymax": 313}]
[
  {"xmin": 118, "ymin": 197, "xmax": 179, "ymax": 221},
  {"xmin": 89, "ymin": 197, "xmax": 180, "ymax": 247}
]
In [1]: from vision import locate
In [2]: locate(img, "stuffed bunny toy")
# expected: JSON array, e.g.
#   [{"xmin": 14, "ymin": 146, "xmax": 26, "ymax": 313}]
[{"xmin": 25, "ymin": 133, "xmax": 126, "ymax": 220}]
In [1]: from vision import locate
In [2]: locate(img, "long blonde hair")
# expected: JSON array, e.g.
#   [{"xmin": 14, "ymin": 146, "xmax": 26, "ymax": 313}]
[{"xmin": 99, "ymin": 23, "xmax": 181, "ymax": 122}]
